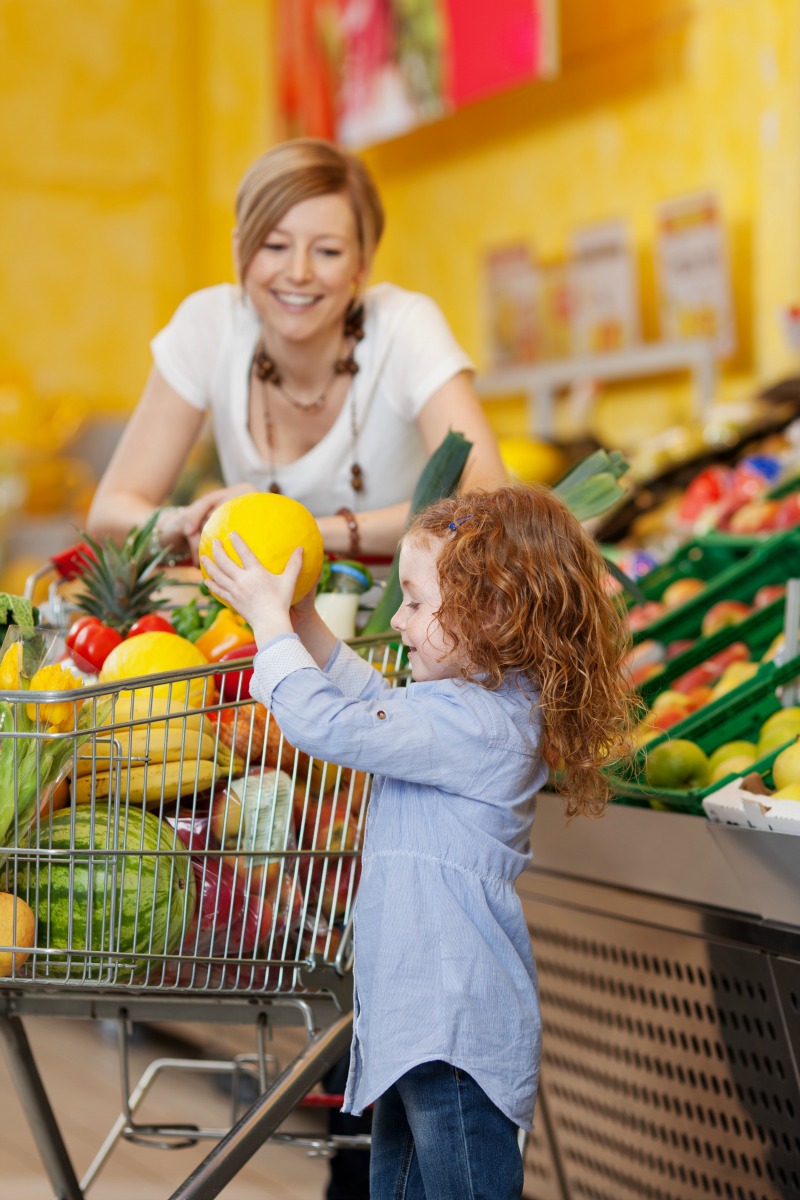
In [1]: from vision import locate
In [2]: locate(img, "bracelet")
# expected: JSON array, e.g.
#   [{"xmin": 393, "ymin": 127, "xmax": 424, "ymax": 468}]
[{"xmin": 335, "ymin": 507, "xmax": 361, "ymax": 557}]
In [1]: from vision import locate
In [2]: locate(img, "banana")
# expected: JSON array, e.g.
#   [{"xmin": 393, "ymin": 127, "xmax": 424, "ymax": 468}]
[
  {"xmin": 99, "ymin": 694, "xmax": 216, "ymax": 739},
  {"xmin": 74, "ymin": 728, "xmax": 218, "ymax": 777},
  {"xmin": 72, "ymin": 758, "xmax": 218, "ymax": 809}
]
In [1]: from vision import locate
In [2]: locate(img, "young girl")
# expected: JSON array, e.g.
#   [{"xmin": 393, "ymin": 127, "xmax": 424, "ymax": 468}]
[{"xmin": 202, "ymin": 484, "xmax": 634, "ymax": 1200}]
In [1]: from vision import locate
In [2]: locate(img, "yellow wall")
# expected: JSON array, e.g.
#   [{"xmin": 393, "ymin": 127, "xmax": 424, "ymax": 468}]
[
  {"xmin": 361, "ymin": 0, "xmax": 800, "ymax": 444},
  {"xmin": 0, "ymin": 0, "xmax": 274, "ymax": 415},
  {"xmin": 1, "ymin": 0, "xmax": 799, "ymax": 450}
]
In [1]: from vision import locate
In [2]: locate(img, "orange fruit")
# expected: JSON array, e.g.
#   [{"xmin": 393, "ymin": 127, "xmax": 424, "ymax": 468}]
[{"xmin": 199, "ymin": 493, "xmax": 324, "ymax": 607}]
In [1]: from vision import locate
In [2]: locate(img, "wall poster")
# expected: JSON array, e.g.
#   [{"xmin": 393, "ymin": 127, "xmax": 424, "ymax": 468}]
[
  {"xmin": 569, "ymin": 219, "xmax": 640, "ymax": 357},
  {"xmin": 277, "ymin": 1, "xmax": 559, "ymax": 149},
  {"xmin": 655, "ymin": 191, "xmax": 736, "ymax": 358}
]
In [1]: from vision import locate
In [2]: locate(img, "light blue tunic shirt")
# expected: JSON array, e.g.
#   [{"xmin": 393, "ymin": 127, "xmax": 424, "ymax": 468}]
[{"xmin": 251, "ymin": 634, "xmax": 547, "ymax": 1131}]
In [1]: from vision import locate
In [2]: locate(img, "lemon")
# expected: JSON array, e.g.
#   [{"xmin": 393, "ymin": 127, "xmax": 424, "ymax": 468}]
[{"xmin": 199, "ymin": 493, "xmax": 324, "ymax": 608}]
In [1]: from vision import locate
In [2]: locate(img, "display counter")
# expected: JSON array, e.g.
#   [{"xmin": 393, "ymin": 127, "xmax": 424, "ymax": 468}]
[{"xmin": 519, "ymin": 796, "xmax": 800, "ymax": 1200}]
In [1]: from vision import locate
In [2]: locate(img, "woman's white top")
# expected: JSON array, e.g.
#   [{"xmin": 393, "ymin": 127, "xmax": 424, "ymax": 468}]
[{"xmin": 150, "ymin": 282, "xmax": 474, "ymax": 516}]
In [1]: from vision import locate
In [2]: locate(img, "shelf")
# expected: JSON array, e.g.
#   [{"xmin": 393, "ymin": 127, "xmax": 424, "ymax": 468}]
[{"xmin": 475, "ymin": 338, "xmax": 718, "ymax": 438}]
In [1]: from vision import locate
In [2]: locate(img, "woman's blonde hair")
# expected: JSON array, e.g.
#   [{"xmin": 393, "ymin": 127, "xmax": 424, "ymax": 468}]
[
  {"xmin": 234, "ymin": 138, "xmax": 385, "ymax": 280},
  {"xmin": 406, "ymin": 485, "xmax": 636, "ymax": 818}
]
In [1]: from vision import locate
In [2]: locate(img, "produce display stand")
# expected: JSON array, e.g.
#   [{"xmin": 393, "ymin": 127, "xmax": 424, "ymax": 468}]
[
  {"xmin": 518, "ymin": 796, "xmax": 800, "ymax": 1200},
  {"xmin": 0, "ymin": 636, "xmax": 406, "ymax": 1200}
]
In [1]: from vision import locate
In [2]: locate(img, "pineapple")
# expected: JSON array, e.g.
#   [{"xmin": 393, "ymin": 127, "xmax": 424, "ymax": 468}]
[{"xmin": 71, "ymin": 513, "xmax": 169, "ymax": 635}]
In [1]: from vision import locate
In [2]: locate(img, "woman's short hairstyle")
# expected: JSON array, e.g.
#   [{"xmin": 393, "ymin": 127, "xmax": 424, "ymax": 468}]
[{"xmin": 235, "ymin": 138, "xmax": 385, "ymax": 280}]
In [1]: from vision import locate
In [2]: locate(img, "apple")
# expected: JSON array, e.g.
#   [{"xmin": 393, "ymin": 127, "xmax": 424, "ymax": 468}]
[
  {"xmin": 228, "ymin": 883, "xmax": 275, "ymax": 957},
  {"xmin": 627, "ymin": 600, "xmax": 666, "ymax": 632},
  {"xmin": 756, "ymin": 726, "xmax": 800, "ymax": 758},
  {"xmin": 726, "ymin": 499, "xmax": 781, "ymax": 534},
  {"xmin": 700, "ymin": 600, "xmax": 752, "ymax": 637},
  {"xmin": 753, "ymin": 584, "xmax": 786, "ymax": 609},
  {"xmin": 707, "ymin": 740, "xmax": 758, "ymax": 774},
  {"xmin": 649, "ymin": 689, "xmax": 695, "ymax": 731},
  {"xmin": 769, "ymin": 782, "xmax": 800, "ymax": 802},
  {"xmin": 706, "ymin": 642, "xmax": 751, "ymax": 671},
  {"xmin": 661, "ymin": 577, "xmax": 706, "ymax": 610},
  {"xmin": 180, "ymin": 857, "xmax": 240, "ymax": 952},
  {"xmin": 708, "ymin": 660, "xmax": 759, "ymax": 700},
  {"xmin": 770, "ymin": 739, "xmax": 800, "ymax": 791},
  {"xmin": 664, "ymin": 638, "xmax": 696, "ymax": 660},
  {"xmin": 165, "ymin": 810, "xmax": 216, "ymax": 855},
  {"xmin": 761, "ymin": 633, "xmax": 785, "ymax": 663},
  {"xmin": 709, "ymin": 754, "xmax": 759, "ymax": 783},
  {"xmin": 684, "ymin": 686, "xmax": 714, "ymax": 713},
  {"xmin": 672, "ymin": 660, "xmax": 724, "ymax": 694},
  {"xmin": 773, "ymin": 493, "xmax": 800, "ymax": 531},
  {"xmin": 645, "ymin": 739, "xmax": 711, "ymax": 790},
  {"xmin": 759, "ymin": 706, "xmax": 800, "ymax": 741}
]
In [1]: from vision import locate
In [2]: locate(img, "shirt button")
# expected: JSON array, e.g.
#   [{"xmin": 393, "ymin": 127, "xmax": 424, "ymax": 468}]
[{"xmin": 376, "ymin": 710, "xmax": 387, "ymax": 720}]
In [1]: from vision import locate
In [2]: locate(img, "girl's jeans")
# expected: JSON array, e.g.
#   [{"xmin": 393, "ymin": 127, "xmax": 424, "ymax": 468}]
[{"xmin": 369, "ymin": 1060, "xmax": 524, "ymax": 1200}]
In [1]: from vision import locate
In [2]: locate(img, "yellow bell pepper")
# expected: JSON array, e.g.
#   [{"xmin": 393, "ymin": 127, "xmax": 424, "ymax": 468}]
[{"xmin": 195, "ymin": 610, "xmax": 254, "ymax": 663}]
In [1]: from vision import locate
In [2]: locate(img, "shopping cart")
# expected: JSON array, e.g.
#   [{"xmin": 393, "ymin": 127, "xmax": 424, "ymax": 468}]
[{"xmin": 0, "ymin": 633, "xmax": 408, "ymax": 1199}]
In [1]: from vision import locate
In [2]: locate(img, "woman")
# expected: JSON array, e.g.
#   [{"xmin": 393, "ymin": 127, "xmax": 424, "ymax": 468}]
[{"xmin": 87, "ymin": 137, "xmax": 507, "ymax": 560}]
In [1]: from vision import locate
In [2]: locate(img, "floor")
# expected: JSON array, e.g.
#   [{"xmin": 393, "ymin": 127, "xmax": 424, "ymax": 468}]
[{"xmin": 0, "ymin": 1014, "xmax": 340, "ymax": 1199}]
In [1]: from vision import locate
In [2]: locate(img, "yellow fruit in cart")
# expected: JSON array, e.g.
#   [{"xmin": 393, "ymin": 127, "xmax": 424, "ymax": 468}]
[
  {"xmin": 0, "ymin": 893, "xmax": 35, "ymax": 974},
  {"xmin": 198, "ymin": 493, "xmax": 324, "ymax": 607},
  {"xmin": 0, "ymin": 642, "xmax": 23, "ymax": 690},
  {"xmin": 99, "ymin": 632, "xmax": 211, "ymax": 708}
]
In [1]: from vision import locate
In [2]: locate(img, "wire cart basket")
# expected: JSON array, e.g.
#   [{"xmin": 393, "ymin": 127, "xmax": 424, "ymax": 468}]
[{"xmin": 0, "ymin": 632, "xmax": 409, "ymax": 1200}]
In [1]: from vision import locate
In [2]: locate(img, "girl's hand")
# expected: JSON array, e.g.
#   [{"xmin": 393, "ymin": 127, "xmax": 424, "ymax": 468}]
[{"xmin": 200, "ymin": 533, "xmax": 303, "ymax": 645}]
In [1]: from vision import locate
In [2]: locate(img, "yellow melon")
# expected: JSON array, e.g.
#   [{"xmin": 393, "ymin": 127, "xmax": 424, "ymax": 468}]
[
  {"xmin": 198, "ymin": 493, "xmax": 324, "ymax": 607},
  {"xmin": 98, "ymin": 631, "xmax": 211, "ymax": 709}
]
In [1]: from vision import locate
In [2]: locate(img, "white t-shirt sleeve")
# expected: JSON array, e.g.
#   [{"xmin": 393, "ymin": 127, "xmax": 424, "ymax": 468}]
[
  {"xmin": 376, "ymin": 289, "xmax": 475, "ymax": 421},
  {"xmin": 150, "ymin": 286, "xmax": 235, "ymax": 411}
]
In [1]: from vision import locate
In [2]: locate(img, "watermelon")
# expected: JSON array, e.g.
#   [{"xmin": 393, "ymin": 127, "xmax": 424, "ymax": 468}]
[{"xmin": 16, "ymin": 807, "xmax": 196, "ymax": 981}]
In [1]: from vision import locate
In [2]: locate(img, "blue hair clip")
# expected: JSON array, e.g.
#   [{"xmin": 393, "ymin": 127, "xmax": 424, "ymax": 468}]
[{"xmin": 448, "ymin": 514, "xmax": 474, "ymax": 532}]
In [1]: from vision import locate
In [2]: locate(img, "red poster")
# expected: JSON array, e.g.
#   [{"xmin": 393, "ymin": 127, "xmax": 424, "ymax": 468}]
[{"xmin": 276, "ymin": 0, "xmax": 558, "ymax": 147}]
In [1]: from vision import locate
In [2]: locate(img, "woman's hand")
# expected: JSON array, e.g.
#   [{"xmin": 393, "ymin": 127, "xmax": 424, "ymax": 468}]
[
  {"xmin": 200, "ymin": 533, "xmax": 302, "ymax": 646},
  {"xmin": 182, "ymin": 483, "xmax": 258, "ymax": 561}
]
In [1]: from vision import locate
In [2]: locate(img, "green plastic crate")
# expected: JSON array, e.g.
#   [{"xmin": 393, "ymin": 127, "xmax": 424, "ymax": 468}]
[
  {"xmin": 632, "ymin": 535, "xmax": 760, "ymax": 604},
  {"xmin": 631, "ymin": 528, "xmax": 800, "ymax": 646},
  {"xmin": 611, "ymin": 654, "xmax": 800, "ymax": 815},
  {"xmin": 636, "ymin": 595, "xmax": 785, "ymax": 707}
]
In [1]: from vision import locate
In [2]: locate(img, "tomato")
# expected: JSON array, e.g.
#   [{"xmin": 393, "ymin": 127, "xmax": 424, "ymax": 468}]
[
  {"xmin": 127, "ymin": 614, "xmax": 175, "ymax": 639},
  {"xmin": 70, "ymin": 622, "xmax": 123, "ymax": 673},
  {"xmin": 65, "ymin": 615, "xmax": 102, "ymax": 652},
  {"xmin": 213, "ymin": 641, "xmax": 258, "ymax": 703}
]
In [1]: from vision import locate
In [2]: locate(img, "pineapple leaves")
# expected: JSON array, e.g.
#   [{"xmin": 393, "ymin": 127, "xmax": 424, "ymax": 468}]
[{"xmin": 71, "ymin": 512, "xmax": 170, "ymax": 636}]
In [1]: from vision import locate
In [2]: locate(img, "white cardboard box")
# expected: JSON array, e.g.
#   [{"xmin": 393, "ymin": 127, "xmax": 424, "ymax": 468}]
[{"xmin": 702, "ymin": 771, "xmax": 800, "ymax": 835}]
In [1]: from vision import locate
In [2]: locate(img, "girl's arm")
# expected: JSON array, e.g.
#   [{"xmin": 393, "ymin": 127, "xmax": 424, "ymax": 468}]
[{"xmin": 313, "ymin": 371, "xmax": 508, "ymax": 556}]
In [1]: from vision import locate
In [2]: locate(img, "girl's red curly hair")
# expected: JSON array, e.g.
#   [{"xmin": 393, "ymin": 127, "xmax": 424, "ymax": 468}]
[{"xmin": 406, "ymin": 484, "xmax": 636, "ymax": 818}]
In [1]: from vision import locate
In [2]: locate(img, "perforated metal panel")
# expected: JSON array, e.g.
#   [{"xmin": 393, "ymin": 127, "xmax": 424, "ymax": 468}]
[{"xmin": 522, "ymin": 899, "xmax": 800, "ymax": 1200}]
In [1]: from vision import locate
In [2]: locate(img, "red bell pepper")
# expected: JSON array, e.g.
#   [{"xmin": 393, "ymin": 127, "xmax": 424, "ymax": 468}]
[{"xmin": 213, "ymin": 641, "xmax": 258, "ymax": 703}]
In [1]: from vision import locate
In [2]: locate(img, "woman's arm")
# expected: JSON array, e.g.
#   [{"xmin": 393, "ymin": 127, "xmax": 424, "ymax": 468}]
[
  {"xmin": 86, "ymin": 368, "xmax": 206, "ymax": 544},
  {"xmin": 86, "ymin": 368, "xmax": 254, "ymax": 555},
  {"xmin": 314, "ymin": 370, "xmax": 508, "ymax": 556}
]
